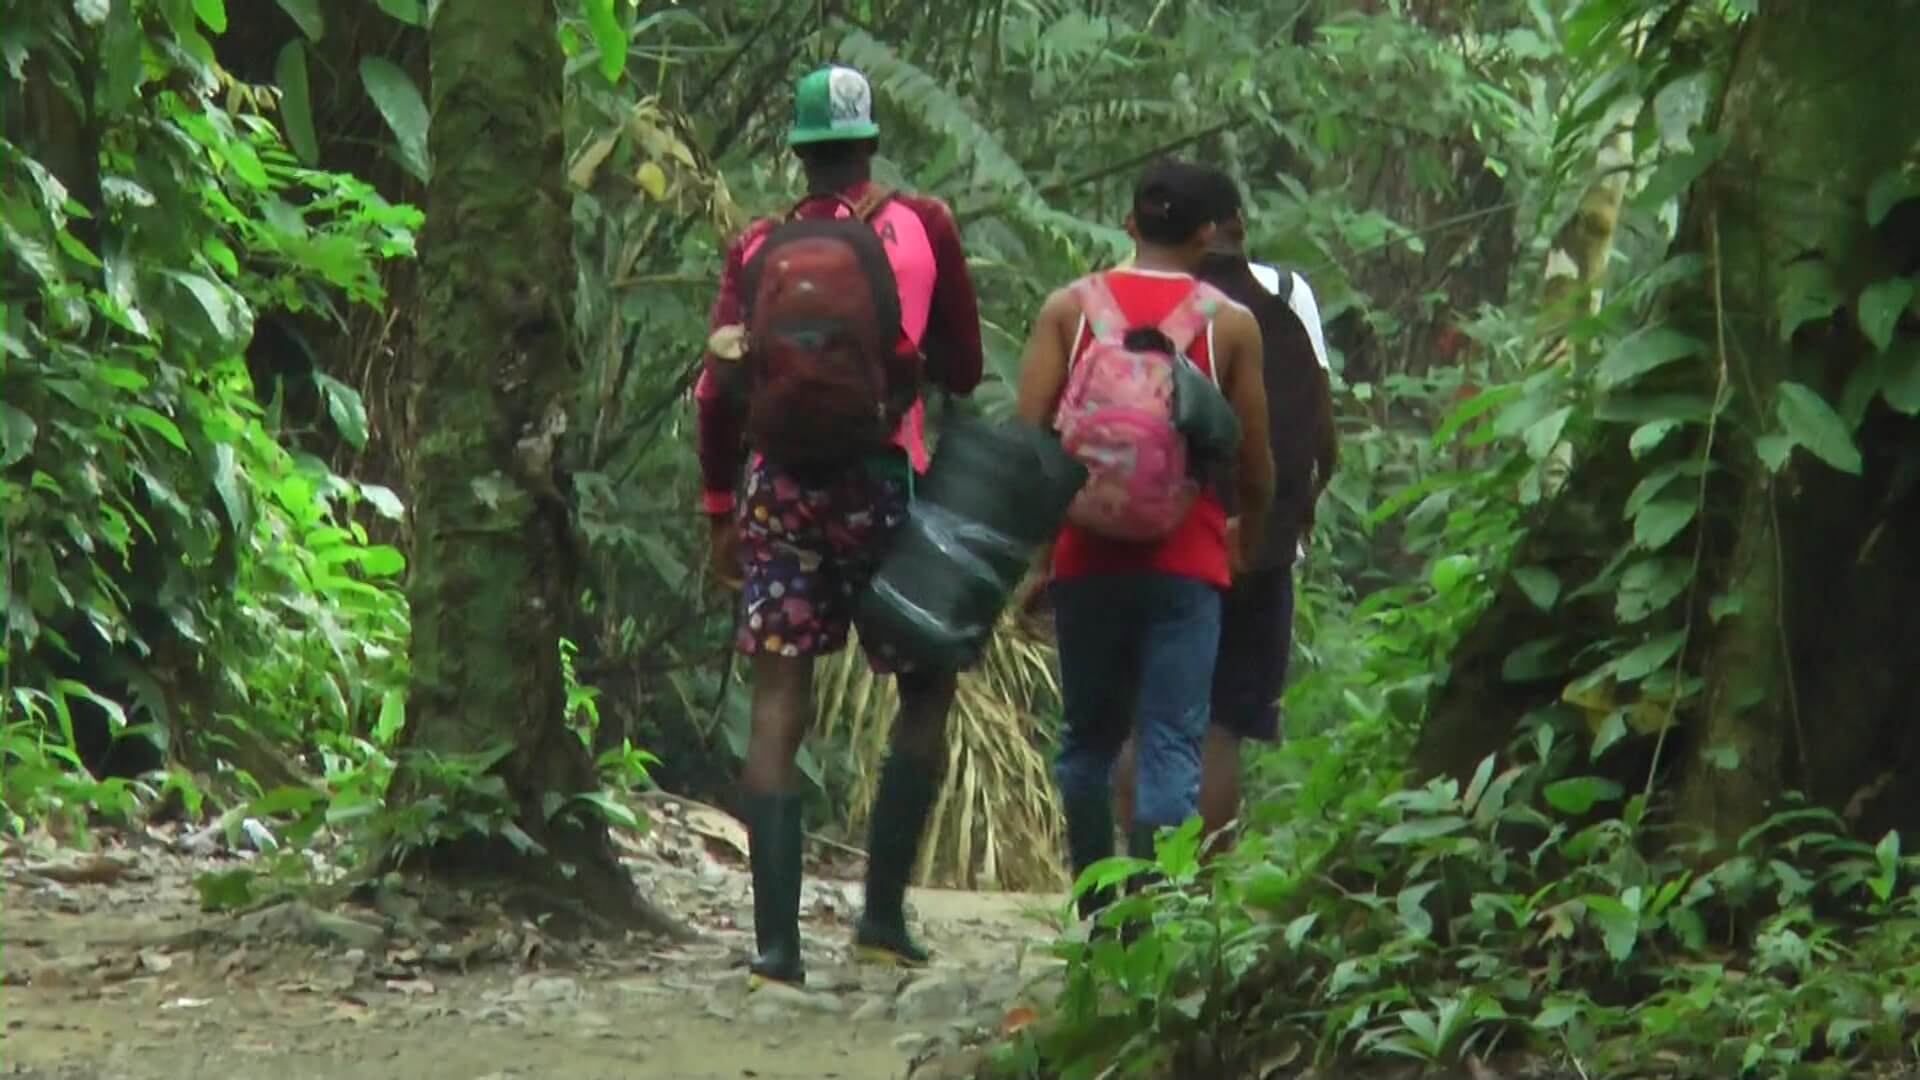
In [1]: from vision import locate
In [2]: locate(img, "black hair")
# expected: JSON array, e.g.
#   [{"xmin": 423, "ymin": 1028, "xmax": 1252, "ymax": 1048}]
[
  {"xmin": 1193, "ymin": 166, "xmax": 1244, "ymax": 225},
  {"xmin": 1131, "ymin": 157, "xmax": 1217, "ymax": 246}
]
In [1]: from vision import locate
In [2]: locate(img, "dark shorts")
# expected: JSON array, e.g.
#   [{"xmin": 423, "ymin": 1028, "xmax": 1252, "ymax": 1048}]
[
  {"xmin": 734, "ymin": 455, "xmax": 913, "ymax": 671},
  {"xmin": 1209, "ymin": 566, "xmax": 1294, "ymax": 742}
]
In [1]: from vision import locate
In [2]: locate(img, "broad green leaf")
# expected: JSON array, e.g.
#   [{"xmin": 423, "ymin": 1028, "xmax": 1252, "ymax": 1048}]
[
  {"xmin": 192, "ymin": 0, "xmax": 226, "ymax": 32},
  {"xmin": 375, "ymin": 0, "xmax": 423, "ymax": 24},
  {"xmin": 275, "ymin": 41, "xmax": 320, "ymax": 164},
  {"xmin": 211, "ymin": 442, "xmax": 246, "ymax": 528},
  {"xmin": 314, "ymin": 372, "xmax": 370, "ymax": 448},
  {"xmin": 126, "ymin": 406, "xmax": 189, "ymax": 452},
  {"xmin": 586, "ymin": 0, "xmax": 627, "ymax": 82},
  {"xmin": 359, "ymin": 58, "xmax": 431, "ymax": 181},
  {"xmin": 1597, "ymin": 327, "xmax": 1703, "ymax": 390},
  {"xmin": 1754, "ymin": 432, "xmax": 1794, "ymax": 473},
  {"xmin": 1432, "ymin": 383, "xmax": 1519, "ymax": 448},
  {"xmin": 1, "ymin": 403, "xmax": 37, "ymax": 467},
  {"xmin": 1377, "ymin": 816, "xmax": 1469, "ymax": 845},
  {"xmin": 1632, "ymin": 499, "xmax": 1696, "ymax": 550},
  {"xmin": 1523, "ymin": 406, "xmax": 1572, "ymax": 460},
  {"xmin": 375, "ymin": 690, "xmax": 406, "ymax": 745},
  {"xmin": 1624, "ymin": 460, "xmax": 1704, "ymax": 518},
  {"xmin": 1543, "ymin": 776, "xmax": 1624, "ymax": 815},
  {"xmin": 1629, "ymin": 133, "xmax": 1725, "ymax": 213},
  {"xmin": 1533, "ymin": 1004, "xmax": 1581, "ymax": 1030},
  {"xmin": 168, "ymin": 271, "xmax": 237, "ymax": 342},
  {"xmin": 1463, "ymin": 754, "xmax": 1497, "ymax": 813},
  {"xmin": 359, "ymin": 541, "xmax": 407, "ymax": 576},
  {"xmin": 101, "ymin": 0, "xmax": 142, "ymax": 110},
  {"xmin": 356, "ymin": 546, "xmax": 406, "ymax": 578},
  {"xmin": 1284, "ymin": 912, "xmax": 1318, "ymax": 949},
  {"xmin": 1397, "ymin": 881, "xmax": 1438, "ymax": 940},
  {"xmin": 1828, "ymin": 1018, "xmax": 1872, "ymax": 1053},
  {"xmin": 1513, "ymin": 566, "xmax": 1560, "ymax": 612},
  {"xmin": 360, "ymin": 483, "xmax": 405, "ymax": 520},
  {"xmin": 1883, "ymin": 341, "xmax": 1920, "ymax": 414},
  {"xmin": 2, "ymin": 223, "xmax": 59, "ymax": 284},
  {"xmin": 1592, "ymin": 711, "xmax": 1629, "ymax": 759},
  {"xmin": 1615, "ymin": 630, "xmax": 1685, "ymax": 682},
  {"xmin": 1503, "ymin": 638, "xmax": 1565, "ymax": 682},
  {"xmin": 1867, "ymin": 166, "xmax": 1920, "ymax": 226},
  {"xmin": 1430, "ymin": 554, "xmax": 1477, "ymax": 596},
  {"xmin": 275, "ymin": 0, "xmax": 324, "ymax": 39},
  {"xmin": 1776, "ymin": 259, "xmax": 1844, "ymax": 343},
  {"xmin": 1628, "ymin": 419, "xmax": 1679, "ymax": 459},
  {"xmin": 1616, "ymin": 559, "xmax": 1689, "ymax": 624},
  {"xmin": 1857, "ymin": 277, "xmax": 1915, "ymax": 353},
  {"xmin": 1583, "ymin": 894, "xmax": 1639, "ymax": 963},
  {"xmin": 1776, "ymin": 381, "xmax": 1862, "ymax": 474}
]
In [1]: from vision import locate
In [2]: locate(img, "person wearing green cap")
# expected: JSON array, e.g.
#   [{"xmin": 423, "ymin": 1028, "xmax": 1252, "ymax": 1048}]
[{"xmin": 693, "ymin": 65, "xmax": 984, "ymax": 988}]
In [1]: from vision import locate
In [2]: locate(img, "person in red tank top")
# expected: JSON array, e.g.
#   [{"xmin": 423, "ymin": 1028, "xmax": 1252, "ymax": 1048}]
[{"xmin": 1013, "ymin": 160, "xmax": 1275, "ymax": 925}]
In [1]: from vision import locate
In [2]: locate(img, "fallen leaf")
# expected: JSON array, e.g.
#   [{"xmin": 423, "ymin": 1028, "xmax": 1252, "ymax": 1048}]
[
  {"xmin": 161, "ymin": 996, "xmax": 212, "ymax": 1010},
  {"xmin": 384, "ymin": 977, "xmax": 436, "ymax": 996},
  {"xmin": 999, "ymin": 1005, "xmax": 1037, "ymax": 1035}
]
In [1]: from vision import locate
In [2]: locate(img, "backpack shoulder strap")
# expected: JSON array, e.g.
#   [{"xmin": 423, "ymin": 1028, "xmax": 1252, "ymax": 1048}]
[
  {"xmin": 852, "ymin": 185, "xmax": 895, "ymax": 222},
  {"xmin": 1157, "ymin": 282, "xmax": 1223, "ymax": 354},
  {"xmin": 785, "ymin": 192, "xmax": 860, "ymax": 222},
  {"xmin": 1069, "ymin": 273, "xmax": 1129, "ymax": 344}
]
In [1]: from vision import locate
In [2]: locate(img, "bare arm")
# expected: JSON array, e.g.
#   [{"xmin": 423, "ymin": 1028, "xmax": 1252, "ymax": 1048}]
[
  {"xmin": 1014, "ymin": 288, "xmax": 1080, "ymax": 429},
  {"xmin": 1008, "ymin": 288, "xmax": 1081, "ymax": 603},
  {"xmin": 1218, "ymin": 303, "xmax": 1275, "ymax": 561}
]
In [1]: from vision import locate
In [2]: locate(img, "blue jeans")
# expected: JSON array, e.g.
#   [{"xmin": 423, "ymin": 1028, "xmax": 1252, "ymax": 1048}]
[{"xmin": 1050, "ymin": 573, "xmax": 1223, "ymax": 831}]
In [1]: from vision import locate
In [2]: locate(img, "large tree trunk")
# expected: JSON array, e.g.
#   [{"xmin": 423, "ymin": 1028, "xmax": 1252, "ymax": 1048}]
[
  {"xmin": 390, "ymin": 0, "xmax": 685, "ymax": 938},
  {"xmin": 1420, "ymin": 3, "xmax": 1920, "ymax": 847}
]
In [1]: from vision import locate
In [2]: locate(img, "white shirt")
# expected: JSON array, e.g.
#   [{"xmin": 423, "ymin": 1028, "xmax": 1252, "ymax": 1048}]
[{"xmin": 1249, "ymin": 263, "xmax": 1330, "ymax": 372}]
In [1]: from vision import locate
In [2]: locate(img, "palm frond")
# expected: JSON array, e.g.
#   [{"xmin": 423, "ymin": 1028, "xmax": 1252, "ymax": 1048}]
[{"xmin": 815, "ymin": 611, "xmax": 1067, "ymax": 892}]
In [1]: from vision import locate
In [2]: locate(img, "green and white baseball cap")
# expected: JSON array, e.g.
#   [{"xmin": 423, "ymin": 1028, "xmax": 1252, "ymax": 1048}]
[{"xmin": 788, "ymin": 65, "xmax": 881, "ymax": 146}]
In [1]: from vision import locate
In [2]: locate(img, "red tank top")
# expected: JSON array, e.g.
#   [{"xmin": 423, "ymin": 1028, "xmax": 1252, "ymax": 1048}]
[{"xmin": 1050, "ymin": 270, "xmax": 1231, "ymax": 589}]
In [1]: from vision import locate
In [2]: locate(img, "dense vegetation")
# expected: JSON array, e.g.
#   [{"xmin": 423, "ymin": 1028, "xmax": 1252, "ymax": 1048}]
[{"xmin": 6, "ymin": 0, "xmax": 1920, "ymax": 1076}]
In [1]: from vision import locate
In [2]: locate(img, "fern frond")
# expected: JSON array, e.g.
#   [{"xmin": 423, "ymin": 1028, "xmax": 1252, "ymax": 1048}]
[{"xmin": 814, "ymin": 612, "xmax": 1066, "ymax": 892}]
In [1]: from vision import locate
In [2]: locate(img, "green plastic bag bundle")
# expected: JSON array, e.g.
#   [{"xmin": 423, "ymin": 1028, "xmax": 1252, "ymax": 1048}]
[{"xmin": 855, "ymin": 418, "xmax": 1087, "ymax": 671}]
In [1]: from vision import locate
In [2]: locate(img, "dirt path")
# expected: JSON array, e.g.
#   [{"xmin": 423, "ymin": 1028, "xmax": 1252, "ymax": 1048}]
[{"xmin": 2, "ymin": 802, "xmax": 1065, "ymax": 1080}]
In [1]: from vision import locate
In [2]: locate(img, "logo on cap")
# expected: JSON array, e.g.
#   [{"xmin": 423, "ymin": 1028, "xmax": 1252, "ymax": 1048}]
[{"xmin": 827, "ymin": 67, "xmax": 872, "ymax": 129}]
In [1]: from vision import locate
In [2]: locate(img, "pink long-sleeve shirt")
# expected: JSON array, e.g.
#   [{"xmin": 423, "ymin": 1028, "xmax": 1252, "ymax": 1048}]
[{"xmin": 693, "ymin": 182, "xmax": 984, "ymax": 514}]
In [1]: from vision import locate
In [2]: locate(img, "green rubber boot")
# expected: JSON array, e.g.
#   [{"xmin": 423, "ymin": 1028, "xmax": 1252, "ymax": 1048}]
[
  {"xmin": 745, "ymin": 792, "xmax": 806, "ymax": 986},
  {"xmin": 855, "ymin": 753, "xmax": 937, "ymax": 968}
]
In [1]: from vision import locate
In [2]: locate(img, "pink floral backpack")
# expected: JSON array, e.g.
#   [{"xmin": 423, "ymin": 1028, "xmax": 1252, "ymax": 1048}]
[{"xmin": 1053, "ymin": 273, "xmax": 1223, "ymax": 542}]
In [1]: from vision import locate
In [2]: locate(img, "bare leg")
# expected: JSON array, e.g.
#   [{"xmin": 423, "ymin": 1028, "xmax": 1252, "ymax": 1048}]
[
  {"xmin": 1195, "ymin": 726, "xmax": 1243, "ymax": 855},
  {"xmin": 743, "ymin": 654, "xmax": 813, "ymax": 796}
]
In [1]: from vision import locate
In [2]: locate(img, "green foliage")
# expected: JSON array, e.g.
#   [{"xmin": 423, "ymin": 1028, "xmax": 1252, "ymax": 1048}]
[{"xmin": 3, "ymin": 1, "xmax": 413, "ymax": 832}]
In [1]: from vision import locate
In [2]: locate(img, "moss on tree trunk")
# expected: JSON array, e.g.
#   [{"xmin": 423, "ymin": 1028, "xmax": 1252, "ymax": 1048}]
[
  {"xmin": 390, "ymin": 1, "xmax": 686, "ymax": 938},
  {"xmin": 1421, "ymin": 3, "xmax": 1920, "ymax": 847}
]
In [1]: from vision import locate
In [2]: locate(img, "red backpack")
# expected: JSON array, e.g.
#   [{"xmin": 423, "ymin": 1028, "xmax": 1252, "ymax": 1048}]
[{"xmin": 738, "ymin": 189, "xmax": 916, "ymax": 466}]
